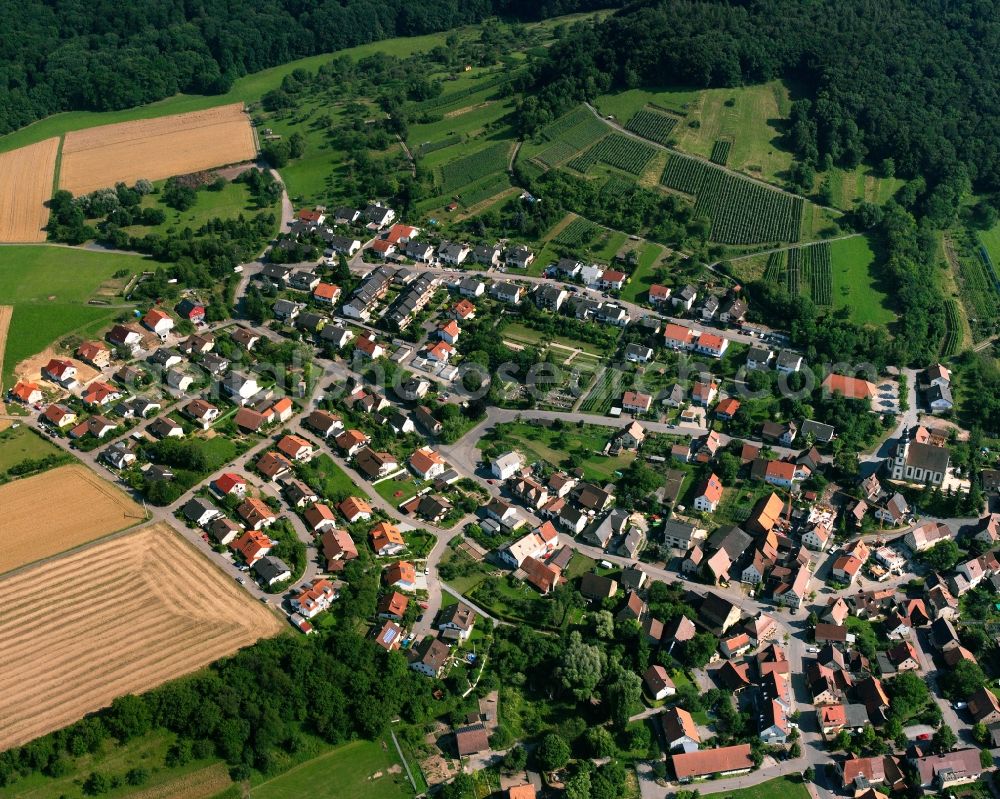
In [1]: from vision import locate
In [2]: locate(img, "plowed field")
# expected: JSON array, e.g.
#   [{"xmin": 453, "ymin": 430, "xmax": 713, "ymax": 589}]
[
  {"xmin": 59, "ymin": 104, "xmax": 257, "ymax": 195},
  {"xmin": 0, "ymin": 137, "xmax": 59, "ymax": 242},
  {"xmin": 0, "ymin": 522, "xmax": 283, "ymax": 751},
  {"xmin": 0, "ymin": 463, "xmax": 146, "ymax": 574}
]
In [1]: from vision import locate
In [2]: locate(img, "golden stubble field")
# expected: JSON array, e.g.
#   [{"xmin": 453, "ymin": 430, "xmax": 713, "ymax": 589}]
[
  {"xmin": 0, "ymin": 137, "xmax": 59, "ymax": 242},
  {"xmin": 0, "ymin": 522, "xmax": 284, "ymax": 752},
  {"xmin": 58, "ymin": 104, "xmax": 258, "ymax": 195},
  {"xmin": 0, "ymin": 463, "xmax": 147, "ymax": 574}
]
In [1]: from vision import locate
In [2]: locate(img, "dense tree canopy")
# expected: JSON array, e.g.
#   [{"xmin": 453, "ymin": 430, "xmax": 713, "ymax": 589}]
[
  {"xmin": 517, "ymin": 0, "xmax": 1000, "ymax": 195},
  {"xmin": 0, "ymin": 0, "xmax": 618, "ymax": 135}
]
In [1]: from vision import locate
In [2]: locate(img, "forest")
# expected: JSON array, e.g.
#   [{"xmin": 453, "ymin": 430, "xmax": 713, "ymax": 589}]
[
  {"xmin": 0, "ymin": 0, "xmax": 617, "ymax": 135},
  {"xmin": 515, "ymin": 0, "xmax": 1000, "ymax": 200}
]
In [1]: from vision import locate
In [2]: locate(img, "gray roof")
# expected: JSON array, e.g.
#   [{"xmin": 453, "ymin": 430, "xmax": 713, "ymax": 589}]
[
  {"xmin": 661, "ymin": 519, "xmax": 696, "ymax": 544},
  {"xmin": 253, "ymin": 556, "xmax": 291, "ymax": 583},
  {"xmin": 800, "ymin": 419, "xmax": 835, "ymax": 443},
  {"xmin": 707, "ymin": 525, "xmax": 752, "ymax": 560}
]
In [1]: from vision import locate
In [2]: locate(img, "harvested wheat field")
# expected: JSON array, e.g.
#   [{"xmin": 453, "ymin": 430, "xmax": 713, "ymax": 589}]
[
  {"xmin": 0, "ymin": 137, "xmax": 59, "ymax": 242},
  {"xmin": 0, "ymin": 522, "xmax": 284, "ymax": 751},
  {"xmin": 0, "ymin": 463, "xmax": 147, "ymax": 574},
  {"xmin": 59, "ymin": 104, "xmax": 258, "ymax": 195}
]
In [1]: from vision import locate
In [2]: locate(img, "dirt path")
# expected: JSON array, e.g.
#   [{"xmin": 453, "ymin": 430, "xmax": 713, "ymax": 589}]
[{"xmin": 0, "ymin": 304, "xmax": 11, "ymax": 400}]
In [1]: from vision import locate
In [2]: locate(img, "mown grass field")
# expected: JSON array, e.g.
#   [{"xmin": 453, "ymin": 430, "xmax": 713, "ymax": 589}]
[
  {"xmin": 127, "ymin": 180, "xmax": 277, "ymax": 236},
  {"xmin": 620, "ymin": 242, "xmax": 665, "ymax": 302},
  {"xmin": 828, "ymin": 234, "xmax": 895, "ymax": 325},
  {"xmin": 819, "ymin": 165, "xmax": 902, "ymax": 211},
  {"xmin": 252, "ymin": 739, "xmax": 412, "ymax": 799},
  {"xmin": 704, "ymin": 777, "xmax": 810, "ymax": 799},
  {"xmin": 0, "ymin": 425, "xmax": 64, "ymax": 472},
  {"xmin": 0, "ymin": 245, "xmax": 138, "ymax": 385}
]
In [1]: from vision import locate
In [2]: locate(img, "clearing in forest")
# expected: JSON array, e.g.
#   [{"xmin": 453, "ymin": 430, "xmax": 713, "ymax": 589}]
[
  {"xmin": 0, "ymin": 522, "xmax": 283, "ymax": 751},
  {"xmin": 58, "ymin": 104, "xmax": 257, "ymax": 196},
  {"xmin": 0, "ymin": 137, "xmax": 59, "ymax": 242}
]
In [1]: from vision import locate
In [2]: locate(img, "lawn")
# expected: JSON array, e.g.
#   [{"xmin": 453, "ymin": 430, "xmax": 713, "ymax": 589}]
[
  {"xmin": 502, "ymin": 321, "xmax": 608, "ymax": 357},
  {"xmin": 253, "ymin": 739, "xmax": 413, "ymax": 799},
  {"xmin": 709, "ymin": 777, "xmax": 810, "ymax": 799},
  {"xmin": 483, "ymin": 421, "xmax": 634, "ymax": 483},
  {"xmin": 375, "ymin": 476, "xmax": 420, "ymax": 505},
  {"xmin": 296, "ymin": 454, "xmax": 362, "ymax": 503},
  {"xmin": 978, "ymin": 218, "xmax": 1000, "ymax": 267},
  {"xmin": 0, "ymin": 245, "xmax": 138, "ymax": 386},
  {"xmin": 828, "ymin": 234, "xmax": 896, "ymax": 326},
  {"xmin": 127, "ymin": 180, "xmax": 277, "ymax": 237},
  {"xmin": 0, "ymin": 31, "xmax": 466, "ymax": 155},
  {"xmin": 620, "ymin": 242, "xmax": 666, "ymax": 302},
  {"xmin": 0, "ymin": 425, "xmax": 65, "ymax": 473}
]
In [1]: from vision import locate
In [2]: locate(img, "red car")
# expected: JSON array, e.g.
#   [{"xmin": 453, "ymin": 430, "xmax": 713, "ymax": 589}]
[{"xmin": 917, "ymin": 733, "xmax": 931, "ymax": 741}]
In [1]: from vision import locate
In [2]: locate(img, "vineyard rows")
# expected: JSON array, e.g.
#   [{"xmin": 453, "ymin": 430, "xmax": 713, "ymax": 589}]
[
  {"xmin": 540, "ymin": 106, "xmax": 595, "ymax": 139},
  {"xmin": 941, "ymin": 299, "xmax": 962, "ymax": 356},
  {"xmin": 601, "ymin": 176, "xmax": 633, "ymax": 198},
  {"xmin": 440, "ymin": 141, "xmax": 511, "ymax": 193},
  {"xmin": 763, "ymin": 251, "xmax": 785, "ymax": 282},
  {"xmin": 554, "ymin": 217, "xmax": 603, "ymax": 248},
  {"xmin": 535, "ymin": 140, "xmax": 578, "ymax": 168},
  {"xmin": 457, "ymin": 174, "xmax": 511, "ymax": 207},
  {"xmin": 660, "ymin": 154, "xmax": 708, "ymax": 195},
  {"xmin": 662, "ymin": 152, "xmax": 803, "ymax": 243},
  {"xmin": 568, "ymin": 134, "xmax": 656, "ymax": 175},
  {"xmin": 786, "ymin": 247, "xmax": 801, "ymax": 295},
  {"xmin": 808, "ymin": 242, "xmax": 833, "ymax": 304},
  {"xmin": 955, "ymin": 231, "xmax": 1000, "ymax": 340},
  {"xmin": 417, "ymin": 135, "xmax": 461, "ymax": 157},
  {"xmin": 625, "ymin": 108, "xmax": 680, "ymax": 146},
  {"xmin": 710, "ymin": 140, "xmax": 731, "ymax": 165}
]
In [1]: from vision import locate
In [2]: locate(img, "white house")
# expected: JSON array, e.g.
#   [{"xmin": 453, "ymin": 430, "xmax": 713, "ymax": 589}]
[{"xmin": 491, "ymin": 451, "xmax": 524, "ymax": 480}]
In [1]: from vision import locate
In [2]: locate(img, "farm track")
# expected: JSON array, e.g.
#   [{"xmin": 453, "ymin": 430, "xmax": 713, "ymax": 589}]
[
  {"xmin": 0, "ymin": 522, "xmax": 282, "ymax": 751},
  {"xmin": 0, "ymin": 305, "xmax": 11, "ymax": 392}
]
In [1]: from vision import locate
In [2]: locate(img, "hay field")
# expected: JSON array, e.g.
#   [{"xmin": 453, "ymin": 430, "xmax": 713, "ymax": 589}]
[
  {"xmin": 0, "ymin": 522, "xmax": 284, "ymax": 751},
  {"xmin": 59, "ymin": 104, "xmax": 257, "ymax": 195},
  {"xmin": 0, "ymin": 137, "xmax": 59, "ymax": 242},
  {"xmin": 0, "ymin": 463, "xmax": 147, "ymax": 574}
]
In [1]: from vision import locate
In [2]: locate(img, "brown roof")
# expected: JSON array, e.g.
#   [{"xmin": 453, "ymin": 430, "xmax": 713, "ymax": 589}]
[
  {"xmin": 454, "ymin": 723, "xmax": 490, "ymax": 756},
  {"xmin": 672, "ymin": 745, "xmax": 752, "ymax": 780},
  {"xmin": 662, "ymin": 706, "xmax": 699, "ymax": 744}
]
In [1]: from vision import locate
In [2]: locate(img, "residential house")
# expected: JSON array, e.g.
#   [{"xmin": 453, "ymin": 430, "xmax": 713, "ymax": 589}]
[
  {"xmin": 338, "ymin": 496, "xmax": 373, "ymax": 524},
  {"xmin": 254, "ymin": 556, "xmax": 291, "ymax": 586},
  {"xmin": 237, "ymin": 497, "xmax": 278, "ymax": 530},
  {"xmin": 438, "ymin": 603, "xmax": 477, "ymax": 642},
  {"xmin": 256, "ymin": 451, "xmax": 294, "ymax": 481},
  {"xmin": 410, "ymin": 638, "xmax": 450, "ymax": 678},
  {"xmin": 693, "ymin": 473, "xmax": 724, "ymax": 512},
  {"xmin": 384, "ymin": 560, "xmax": 417, "ymax": 591},
  {"xmin": 183, "ymin": 498, "xmax": 223, "ymax": 527},
  {"xmin": 662, "ymin": 706, "xmax": 700, "ymax": 752},
  {"xmin": 644, "ymin": 665, "xmax": 676, "ymax": 701},
  {"xmin": 321, "ymin": 527, "xmax": 358, "ymax": 570},
  {"xmin": 622, "ymin": 391, "xmax": 653, "ymax": 414},
  {"xmin": 671, "ymin": 284, "xmax": 698, "ymax": 311}
]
